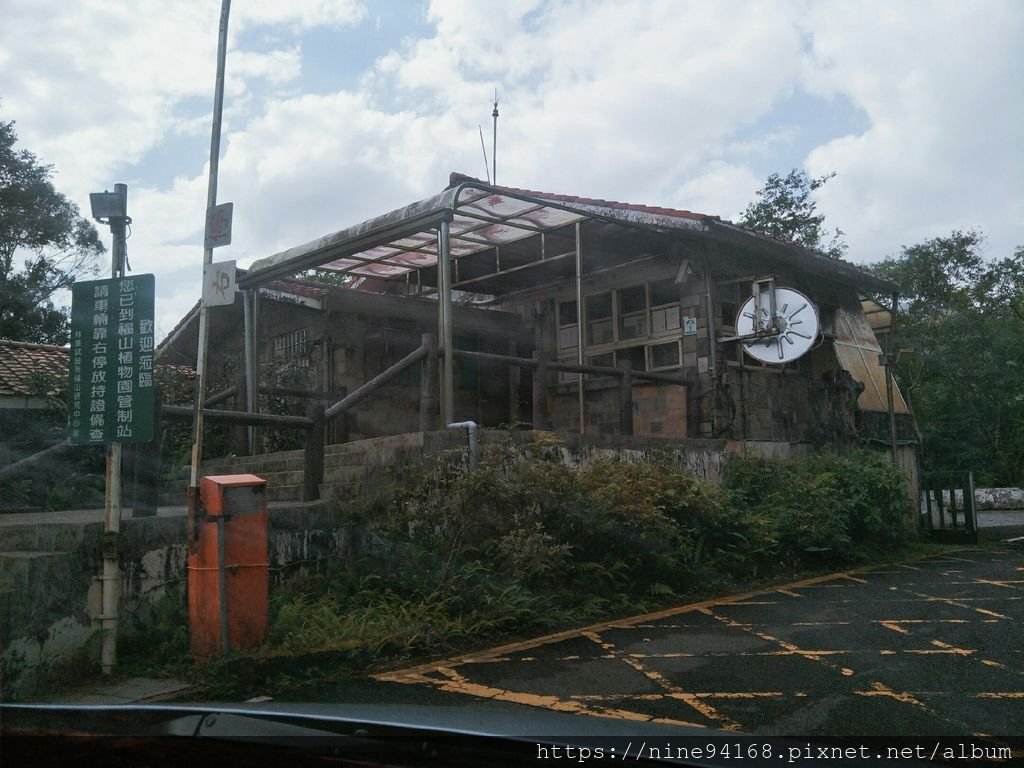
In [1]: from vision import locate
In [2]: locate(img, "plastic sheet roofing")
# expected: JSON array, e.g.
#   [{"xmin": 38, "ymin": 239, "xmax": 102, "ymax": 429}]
[
  {"xmin": 240, "ymin": 173, "xmax": 898, "ymax": 295},
  {"xmin": 241, "ymin": 175, "xmax": 709, "ymax": 289}
]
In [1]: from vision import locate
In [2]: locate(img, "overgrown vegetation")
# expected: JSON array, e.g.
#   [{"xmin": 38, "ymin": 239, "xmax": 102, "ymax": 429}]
[
  {"xmin": 107, "ymin": 441, "xmax": 915, "ymax": 697},
  {"xmin": 266, "ymin": 442, "xmax": 912, "ymax": 667}
]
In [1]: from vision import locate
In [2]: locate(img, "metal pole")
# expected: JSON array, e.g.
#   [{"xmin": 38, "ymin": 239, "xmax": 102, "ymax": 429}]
[
  {"xmin": 188, "ymin": 0, "xmax": 231, "ymax": 514},
  {"xmin": 886, "ymin": 291, "xmax": 899, "ymax": 463},
  {"xmin": 438, "ymin": 219, "xmax": 454, "ymax": 424},
  {"xmin": 575, "ymin": 222, "xmax": 585, "ymax": 435},
  {"xmin": 100, "ymin": 183, "xmax": 128, "ymax": 675},
  {"xmin": 491, "ymin": 91, "xmax": 498, "ymax": 186},
  {"xmin": 703, "ymin": 256, "xmax": 718, "ymax": 436},
  {"xmin": 242, "ymin": 289, "xmax": 256, "ymax": 454}
]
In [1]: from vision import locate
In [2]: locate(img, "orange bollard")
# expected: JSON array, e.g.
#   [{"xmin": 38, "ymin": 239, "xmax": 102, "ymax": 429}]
[{"xmin": 188, "ymin": 474, "xmax": 269, "ymax": 659}]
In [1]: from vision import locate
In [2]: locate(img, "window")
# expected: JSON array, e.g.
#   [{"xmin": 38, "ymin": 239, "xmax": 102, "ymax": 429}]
[
  {"xmin": 556, "ymin": 279, "xmax": 688, "ymax": 379},
  {"xmin": 558, "ymin": 300, "xmax": 579, "ymax": 350},
  {"xmin": 586, "ymin": 292, "xmax": 613, "ymax": 345},
  {"xmin": 273, "ymin": 328, "xmax": 308, "ymax": 367},
  {"xmin": 616, "ymin": 285, "xmax": 644, "ymax": 340},
  {"xmin": 650, "ymin": 340, "xmax": 681, "ymax": 370}
]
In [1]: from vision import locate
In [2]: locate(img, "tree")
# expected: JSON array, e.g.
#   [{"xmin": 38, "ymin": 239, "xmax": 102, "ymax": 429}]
[
  {"xmin": 0, "ymin": 118, "xmax": 104, "ymax": 344},
  {"xmin": 740, "ymin": 169, "xmax": 847, "ymax": 259},
  {"xmin": 872, "ymin": 231, "xmax": 1024, "ymax": 486}
]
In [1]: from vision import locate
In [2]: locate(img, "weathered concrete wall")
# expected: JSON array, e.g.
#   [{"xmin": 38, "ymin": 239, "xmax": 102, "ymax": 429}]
[{"xmin": 0, "ymin": 502, "xmax": 350, "ymax": 700}]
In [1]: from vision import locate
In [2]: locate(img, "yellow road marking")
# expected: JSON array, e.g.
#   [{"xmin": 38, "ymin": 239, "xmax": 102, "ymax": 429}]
[
  {"xmin": 879, "ymin": 621, "xmax": 910, "ymax": 635},
  {"xmin": 581, "ymin": 630, "xmax": 742, "ymax": 731}
]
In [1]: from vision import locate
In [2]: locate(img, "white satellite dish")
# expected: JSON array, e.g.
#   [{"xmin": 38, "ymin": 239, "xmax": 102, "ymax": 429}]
[{"xmin": 735, "ymin": 286, "xmax": 819, "ymax": 364}]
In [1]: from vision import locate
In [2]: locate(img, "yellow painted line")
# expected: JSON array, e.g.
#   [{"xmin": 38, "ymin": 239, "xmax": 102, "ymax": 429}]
[
  {"xmin": 699, "ymin": 607, "xmax": 855, "ymax": 675},
  {"xmin": 791, "ymin": 621, "xmax": 853, "ymax": 626},
  {"xmin": 580, "ymin": 630, "xmax": 743, "ymax": 732},
  {"xmin": 391, "ymin": 667, "xmax": 711, "ymax": 728},
  {"xmin": 777, "ymin": 589, "xmax": 803, "ymax": 598},
  {"xmin": 842, "ymin": 575, "xmax": 869, "ymax": 584},
  {"xmin": 974, "ymin": 579, "xmax": 1024, "ymax": 589},
  {"xmin": 856, "ymin": 681, "xmax": 929, "ymax": 708},
  {"xmin": 976, "ymin": 692, "xmax": 1024, "ymax": 699},
  {"xmin": 376, "ymin": 565, "xmax": 883, "ymax": 679},
  {"xmin": 879, "ymin": 621, "xmax": 910, "ymax": 635},
  {"xmin": 981, "ymin": 659, "xmax": 1007, "ymax": 669},
  {"xmin": 897, "ymin": 587, "xmax": 1011, "ymax": 620}
]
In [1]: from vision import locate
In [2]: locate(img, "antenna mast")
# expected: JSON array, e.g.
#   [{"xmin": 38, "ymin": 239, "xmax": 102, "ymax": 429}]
[{"xmin": 491, "ymin": 89, "xmax": 499, "ymax": 185}]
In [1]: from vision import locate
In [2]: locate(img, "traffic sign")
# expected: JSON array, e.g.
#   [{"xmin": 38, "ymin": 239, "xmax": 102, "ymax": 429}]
[
  {"xmin": 203, "ymin": 260, "xmax": 236, "ymax": 307},
  {"xmin": 204, "ymin": 202, "xmax": 233, "ymax": 249}
]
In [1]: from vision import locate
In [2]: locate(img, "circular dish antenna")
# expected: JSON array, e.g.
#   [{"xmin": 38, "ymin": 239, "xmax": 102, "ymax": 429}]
[{"xmin": 736, "ymin": 286, "xmax": 819, "ymax": 364}]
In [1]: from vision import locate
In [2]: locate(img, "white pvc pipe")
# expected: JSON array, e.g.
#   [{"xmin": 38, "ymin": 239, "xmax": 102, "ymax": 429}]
[{"xmin": 447, "ymin": 421, "xmax": 478, "ymax": 470}]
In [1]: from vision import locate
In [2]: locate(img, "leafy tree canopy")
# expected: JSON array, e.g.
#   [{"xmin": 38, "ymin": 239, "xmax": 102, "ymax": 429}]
[
  {"xmin": 0, "ymin": 118, "xmax": 104, "ymax": 344},
  {"xmin": 740, "ymin": 169, "xmax": 847, "ymax": 259},
  {"xmin": 872, "ymin": 231, "xmax": 1024, "ymax": 485}
]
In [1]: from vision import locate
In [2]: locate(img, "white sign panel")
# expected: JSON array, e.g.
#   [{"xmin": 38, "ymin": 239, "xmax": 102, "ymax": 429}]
[
  {"xmin": 204, "ymin": 202, "xmax": 233, "ymax": 249},
  {"xmin": 203, "ymin": 260, "xmax": 236, "ymax": 307}
]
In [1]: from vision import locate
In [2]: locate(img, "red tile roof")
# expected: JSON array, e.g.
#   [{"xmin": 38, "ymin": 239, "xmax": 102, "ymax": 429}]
[
  {"xmin": 0, "ymin": 340, "xmax": 69, "ymax": 397},
  {"xmin": 0, "ymin": 339, "xmax": 194, "ymax": 400}
]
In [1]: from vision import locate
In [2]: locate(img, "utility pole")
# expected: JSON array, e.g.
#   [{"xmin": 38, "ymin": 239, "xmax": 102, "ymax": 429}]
[{"xmin": 188, "ymin": 0, "xmax": 231, "ymax": 559}]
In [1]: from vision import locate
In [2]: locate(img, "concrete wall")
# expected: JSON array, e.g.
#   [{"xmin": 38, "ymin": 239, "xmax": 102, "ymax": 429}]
[{"xmin": 0, "ymin": 503, "xmax": 351, "ymax": 700}]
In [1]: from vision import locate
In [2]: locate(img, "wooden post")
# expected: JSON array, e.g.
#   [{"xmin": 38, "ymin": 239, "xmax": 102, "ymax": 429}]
[
  {"xmin": 420, "ymin": 333, "xmax": 439, "ymax": 432},
  {"xmin": 532, "ymin": 349, "xmax": 548, "ymax": 429},
  {"xmin": 303, "ymin": 403, "xmax": 325, "ymax": 502},
  {"xmin": 618, "ymin": 360, "xmax": 634, "ymax": 436}
]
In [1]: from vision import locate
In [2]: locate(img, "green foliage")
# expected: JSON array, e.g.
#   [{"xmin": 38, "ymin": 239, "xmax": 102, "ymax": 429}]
[
  {"xmin": 872, "ymin": 232, "xmax": 1024, "ymax": 485},
  {"xmin": 739, "ymin": 169, "xmax": 847, "ymax": 259},
  {"xmin": 0, "ymin": 117, "xmax": 104, "ymax": 344},
  {"xmin": 265, "ymin": 443, "xmax": 912, "ymax": 667},
  {"xmin": 722, "ymin": 450, "xmax": 910, "ymax": 572}
]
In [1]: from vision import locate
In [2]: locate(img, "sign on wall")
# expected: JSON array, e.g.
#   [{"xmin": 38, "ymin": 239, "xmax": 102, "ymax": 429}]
[{"xmin": 68, "ymin": 274, "xmax": 156, "ymax": 444}]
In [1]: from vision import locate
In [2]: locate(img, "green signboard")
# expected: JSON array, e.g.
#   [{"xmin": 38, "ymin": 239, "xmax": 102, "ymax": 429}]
[{"xmin": 68, "ymin": 274, "xmax": 156, "ymax": 444}]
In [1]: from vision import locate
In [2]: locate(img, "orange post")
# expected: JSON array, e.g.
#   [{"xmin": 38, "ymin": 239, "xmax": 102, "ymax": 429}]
[{"xmin": 188, "ymin": 474, "xmax": 269, "ymax": 659}]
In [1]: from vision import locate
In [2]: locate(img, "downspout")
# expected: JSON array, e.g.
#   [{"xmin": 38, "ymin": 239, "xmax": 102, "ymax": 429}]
[{"xmin": 447, "ymin": 421, "xmax": 478, "ymax": 470}]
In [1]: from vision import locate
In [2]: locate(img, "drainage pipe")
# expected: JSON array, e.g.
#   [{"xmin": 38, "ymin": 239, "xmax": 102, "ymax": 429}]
[{"xmin": 447, "ymin": 421, "xmax": 479, "ymax": 470}]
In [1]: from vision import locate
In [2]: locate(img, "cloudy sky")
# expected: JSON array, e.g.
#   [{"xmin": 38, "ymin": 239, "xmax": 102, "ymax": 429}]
[{"xmin": 2, "ymin": 0, "xmax": 1021, "ymax": 339}]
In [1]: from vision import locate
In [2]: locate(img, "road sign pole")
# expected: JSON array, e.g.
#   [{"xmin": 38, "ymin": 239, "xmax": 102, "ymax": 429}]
[
  {"xmin": 100, "ymin": 183, "xmax": 128, "ymax": 675},
  {"xmin": 189, "ymin": 0, "xmax": 231, "ymax": 655}
]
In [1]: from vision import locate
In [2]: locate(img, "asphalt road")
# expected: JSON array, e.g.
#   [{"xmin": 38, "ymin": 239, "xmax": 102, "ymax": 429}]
[{"xmin": 364, "ymin": 545, "xmax": 1023, "ymax": 748}]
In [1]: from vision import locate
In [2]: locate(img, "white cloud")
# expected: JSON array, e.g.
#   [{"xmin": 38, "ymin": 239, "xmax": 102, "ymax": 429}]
[
  {"xmin": 3, "ymin": 0, "xmax": 1021, "ymax": 342},
  {"xmin": 670, "ymin": 162, "xmax": 764, "ymax": 222},
  {"xmin": 797, "ymin": 1, "xmax": 1024, "ymax": 261}
]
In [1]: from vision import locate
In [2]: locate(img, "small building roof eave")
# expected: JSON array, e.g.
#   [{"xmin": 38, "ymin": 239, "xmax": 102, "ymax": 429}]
[{"xmin": 706, "ymin": 220, "xmax": 900, "ymax": 295}]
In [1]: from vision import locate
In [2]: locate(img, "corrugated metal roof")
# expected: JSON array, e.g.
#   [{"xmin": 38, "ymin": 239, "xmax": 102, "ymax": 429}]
[{"xmin": 832, "ymin": 307, "xmax": 908, "ymax": 414}]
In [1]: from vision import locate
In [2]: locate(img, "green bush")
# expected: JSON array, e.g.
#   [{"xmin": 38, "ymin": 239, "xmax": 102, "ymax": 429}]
[
  {"xmin": 722, "ymin": 449, "xmax": 911, "ymax": 573},
  {"xmin": 262, "ymin": 439, "xmax": 911, "ymax": 667}
]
